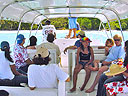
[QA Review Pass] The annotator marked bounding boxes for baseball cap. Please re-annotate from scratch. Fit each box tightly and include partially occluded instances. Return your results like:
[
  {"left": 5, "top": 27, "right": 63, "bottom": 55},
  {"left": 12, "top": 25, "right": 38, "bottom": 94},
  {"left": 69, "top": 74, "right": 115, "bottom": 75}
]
[
  {"left": 0, "top": 41, "right": 10, "bottom": 50},
  {"left": 80, "top": 37, "right": 92, "bottom": 42},
  {"left": 78, "top": 30, "right": 85, "bottom": 36},
  {"left": 16, "top": 34, "right": 25, "bottom": 44}
]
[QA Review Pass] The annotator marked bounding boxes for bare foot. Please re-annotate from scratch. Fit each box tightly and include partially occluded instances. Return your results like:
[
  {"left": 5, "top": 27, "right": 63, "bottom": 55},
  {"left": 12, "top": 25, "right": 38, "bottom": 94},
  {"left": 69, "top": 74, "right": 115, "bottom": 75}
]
[
  {"left": 85, "top": 88, "right": 94, "bottom": 93},
  {"left": 79, "top": 86, "right": 84, "bottom": 91},
  {"left": 71, "top": 36, "right": 76, "bottom": 39},
  {"left": 70, "top": 88, "right": 76, "bottom": 92},
  {"left": 65, "top": 35, "right": 70, "bottom": 39}
]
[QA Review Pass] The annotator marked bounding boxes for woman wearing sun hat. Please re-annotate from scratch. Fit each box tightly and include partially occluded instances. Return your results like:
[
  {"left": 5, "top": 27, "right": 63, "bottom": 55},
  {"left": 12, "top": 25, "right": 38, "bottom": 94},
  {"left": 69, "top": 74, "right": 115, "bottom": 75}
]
[
  {"left": 70, "top": 37, "right": 97, "bottom": 92},
  {"left": 96, "top": 40, "right": 128, "bottom": 96}
]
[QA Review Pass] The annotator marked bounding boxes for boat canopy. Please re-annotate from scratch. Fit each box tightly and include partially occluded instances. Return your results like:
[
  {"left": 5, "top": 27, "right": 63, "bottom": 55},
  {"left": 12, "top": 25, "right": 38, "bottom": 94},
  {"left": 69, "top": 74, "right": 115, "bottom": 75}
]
[{"left": 0, "top": 0, "right": 128, "bottom": 24}]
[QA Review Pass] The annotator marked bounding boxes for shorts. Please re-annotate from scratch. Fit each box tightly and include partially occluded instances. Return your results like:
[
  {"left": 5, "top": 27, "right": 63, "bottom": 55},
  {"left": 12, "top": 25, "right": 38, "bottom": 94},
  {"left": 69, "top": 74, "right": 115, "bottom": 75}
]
[
  {"left": 79, "top": 61, "right": 94, "bottom": 69},
  {"left": 68, "top": 17, "right": 77, "bottom": 29}
]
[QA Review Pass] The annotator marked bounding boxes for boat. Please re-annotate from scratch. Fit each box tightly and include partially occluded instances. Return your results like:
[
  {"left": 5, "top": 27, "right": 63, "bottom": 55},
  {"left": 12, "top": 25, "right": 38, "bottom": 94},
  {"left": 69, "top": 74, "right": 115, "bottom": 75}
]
[{"left": 0, "top": 0, "right": 128, "bottom": 96}]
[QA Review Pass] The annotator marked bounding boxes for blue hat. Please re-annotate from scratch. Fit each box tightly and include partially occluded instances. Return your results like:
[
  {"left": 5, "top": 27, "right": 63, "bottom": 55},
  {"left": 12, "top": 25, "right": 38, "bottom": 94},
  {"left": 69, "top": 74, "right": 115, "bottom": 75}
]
[
  {"left": 0, "top": 41, "right": 10, "bottom": 50},
  {"left": 16, "top": 34, "right": 25, "bottom": 44}
]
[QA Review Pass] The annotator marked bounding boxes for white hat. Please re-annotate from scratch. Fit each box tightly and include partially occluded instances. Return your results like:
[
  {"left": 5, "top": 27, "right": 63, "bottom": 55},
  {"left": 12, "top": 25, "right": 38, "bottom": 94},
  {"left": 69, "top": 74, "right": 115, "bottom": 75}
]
[{"left": 35, "top": 46, "right": 49, "bottom": 58}]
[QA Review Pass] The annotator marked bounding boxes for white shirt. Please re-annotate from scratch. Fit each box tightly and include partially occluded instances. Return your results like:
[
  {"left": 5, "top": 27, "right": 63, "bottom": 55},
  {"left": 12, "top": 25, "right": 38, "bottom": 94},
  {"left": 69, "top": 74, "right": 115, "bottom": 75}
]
[
  {"left": 42, "top": 25, "right": 56, "bottom": 42},
  {"left": 27, "top": 49, "right": 36, "bottom": 60},
  {"left": 0, "top": 51, "right": 14, "bottom": 80},
  {"left": 28, "top": 64, "right": 69, "bottom": 88}
]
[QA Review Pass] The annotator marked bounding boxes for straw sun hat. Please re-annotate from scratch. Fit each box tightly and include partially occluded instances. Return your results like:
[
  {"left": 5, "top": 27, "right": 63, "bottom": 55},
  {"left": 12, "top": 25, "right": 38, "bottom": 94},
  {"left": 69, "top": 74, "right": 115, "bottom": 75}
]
[
  {"left": 105, "top": 64, "right": 126, "bottom": 76},
  {"left": 35, "top": 46, "right": 49, "bottom": 58}
]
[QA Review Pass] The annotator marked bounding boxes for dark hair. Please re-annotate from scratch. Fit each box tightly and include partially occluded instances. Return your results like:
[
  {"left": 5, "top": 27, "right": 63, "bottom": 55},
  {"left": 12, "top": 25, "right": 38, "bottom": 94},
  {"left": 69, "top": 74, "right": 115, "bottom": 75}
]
[
  {"left": 80, "top": 35, "right": 85, "bottom": 38},
  {"left": 47, "top": 34, "right": 55, "bottom": 43},
  {"left": 0, "top": 90, "right": 9, "bottom": 96},
  {"left": 1, "top": 47, "right": 13, "bottom": 63},
  {"left": 80, "top": 43, "right": 84, "bottom": 51},
  {"left": 124, "top": 40, "right": 128, "bottom": 67},
  {"left": 29, "top": 36, "right": 37, "bottom": 46},
  {"left": 45, "top": 20, "right": 51, "bottom": 25},
  {"left": 33, "top": 54, "right": 50, "bottom": 65}
]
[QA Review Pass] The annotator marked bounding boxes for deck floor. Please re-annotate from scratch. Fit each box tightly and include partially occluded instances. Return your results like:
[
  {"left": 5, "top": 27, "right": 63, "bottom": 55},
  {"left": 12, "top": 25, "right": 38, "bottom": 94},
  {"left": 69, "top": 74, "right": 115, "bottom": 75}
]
[
  {"left": 62, "top": 66, "right": 97, "bottom": 96},
  {"left": 65, "top": 82, "right": 97, "bottom": 96}
]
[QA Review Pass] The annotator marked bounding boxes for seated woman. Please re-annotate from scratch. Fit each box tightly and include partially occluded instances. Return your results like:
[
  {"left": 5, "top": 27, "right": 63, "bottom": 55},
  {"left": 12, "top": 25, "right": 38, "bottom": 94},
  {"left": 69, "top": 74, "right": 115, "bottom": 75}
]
[
  {"left": 102, "top": 40, "right": 128, "bottom": 96},
  {"left": 86, "top": 34, "right": 125, "bottom": 93},
  {"left": 0, "top": 41, "right": 27, "bottom": 86},
  {"left": 89, "top": 38, "right": 114, "bottom": 71},
  {"left": 97, "top": 40, "right": 128, "bottom": 96},
  {"left": 26, "top": 36, "right": 37, "bottom": 60},
  {"left": 70, "top": 37, "right": 98, "bottom": 92},
  {"left": 28, "top": 46, "right": 69, "bottom": 90},
  {"left": 98, "top": 38, "right": 114, "bottom": 56}
]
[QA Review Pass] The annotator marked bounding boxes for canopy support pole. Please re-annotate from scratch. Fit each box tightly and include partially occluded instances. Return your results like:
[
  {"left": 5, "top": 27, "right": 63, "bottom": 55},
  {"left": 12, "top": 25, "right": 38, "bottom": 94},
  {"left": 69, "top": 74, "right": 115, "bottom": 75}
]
[
  {"left": 98, "top": 22, "right": 102, "bottom": 31},
  {"left": 99, "top": 21, "right": 109, "bottom": 38},
  {"left": 104, "top": 8, "right": 124, "bottom": 41},
  {"left": 35, "top": 23, "right": 41, "bottom": 36},
  {"left": 0, "top": 1, "right": 19, "bottom": 19},
  {"left": 30, "top": 14, "right": 44, "bottom": 37},
  {"left": 101, "top": 22, "right": 109, "bottom": 38}
]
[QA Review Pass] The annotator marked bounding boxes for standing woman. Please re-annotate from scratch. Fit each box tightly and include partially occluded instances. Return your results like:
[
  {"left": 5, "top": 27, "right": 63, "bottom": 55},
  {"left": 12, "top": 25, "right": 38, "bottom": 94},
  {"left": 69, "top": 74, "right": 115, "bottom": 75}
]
[
  {"left": 70, "top": 37, "right": 94, "bottom": 92},
  {"left": 0, "top": 41, "right": 27, "bottom": 86}
]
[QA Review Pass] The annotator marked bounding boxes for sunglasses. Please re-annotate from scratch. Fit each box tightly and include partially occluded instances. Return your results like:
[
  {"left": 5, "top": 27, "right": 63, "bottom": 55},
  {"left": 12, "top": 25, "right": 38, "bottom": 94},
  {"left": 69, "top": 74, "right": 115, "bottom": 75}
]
[{"left": 114, "top": 39, "right": 120, "bottom": 41}]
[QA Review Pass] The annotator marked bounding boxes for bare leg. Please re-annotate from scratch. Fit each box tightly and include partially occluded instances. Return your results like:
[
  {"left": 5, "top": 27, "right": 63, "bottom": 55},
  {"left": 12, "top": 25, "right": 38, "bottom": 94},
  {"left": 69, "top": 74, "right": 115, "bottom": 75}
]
[
  {"left": 70, "top": 64, "right": 82, "bottom": 92},
  {"left": 71, "top": 28, "right": 76, "bottom": 39},
  {"left": 65, "top": 29, "right": 72, "bottom": 38},
  {"left": 85, "top": 66, "right": 109, "bottom": 93},
  {"left": 80, "top": 67, "right": 91, "bottom": 91}
]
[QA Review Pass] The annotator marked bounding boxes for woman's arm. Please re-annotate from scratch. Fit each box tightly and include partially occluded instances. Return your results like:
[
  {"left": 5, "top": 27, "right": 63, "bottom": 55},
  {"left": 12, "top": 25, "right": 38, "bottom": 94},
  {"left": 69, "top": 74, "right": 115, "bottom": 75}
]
[
  {"left": 105, "top": 47, "right": 109, "bottom": 56},
  {"left": 27, "top": 46, "right": 36, "bottom": 49},
  {"left": 98, "top": 46, "right": 105, "bottom": 49},
  {"left": 76, "top": 47, "right": 80, "bottom": 65}
]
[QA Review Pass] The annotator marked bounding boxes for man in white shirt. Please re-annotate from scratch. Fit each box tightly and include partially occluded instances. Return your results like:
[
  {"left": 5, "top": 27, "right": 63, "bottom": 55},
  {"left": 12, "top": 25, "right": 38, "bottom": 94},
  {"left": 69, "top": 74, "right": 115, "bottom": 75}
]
[
  {"left": 42, "top": 20, "right": 56, "bottom": 42},
  {"left": 28, "top": 47, "right": 69, "bottom": 90}
]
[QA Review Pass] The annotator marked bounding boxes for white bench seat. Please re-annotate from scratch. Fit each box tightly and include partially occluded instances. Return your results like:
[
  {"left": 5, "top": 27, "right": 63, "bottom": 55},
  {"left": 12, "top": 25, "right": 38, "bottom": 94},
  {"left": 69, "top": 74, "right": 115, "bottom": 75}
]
[{"left": 0, "top": 81, "right": 66, "bottom": 96}]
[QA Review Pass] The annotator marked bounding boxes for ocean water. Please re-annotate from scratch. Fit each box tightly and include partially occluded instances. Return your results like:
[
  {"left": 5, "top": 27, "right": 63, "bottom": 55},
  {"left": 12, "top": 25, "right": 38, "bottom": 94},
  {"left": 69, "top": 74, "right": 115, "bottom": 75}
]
[{"left": 0, "top": 30, "right": 128, "bottom": 51}]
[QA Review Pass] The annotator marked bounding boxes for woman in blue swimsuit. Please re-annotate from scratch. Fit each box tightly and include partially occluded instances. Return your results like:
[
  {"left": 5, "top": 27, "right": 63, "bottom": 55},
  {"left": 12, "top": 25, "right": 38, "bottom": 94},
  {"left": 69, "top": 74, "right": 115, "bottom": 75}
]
[{"left": 70, "top": 37, "right": 94, "bottom": 92}]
